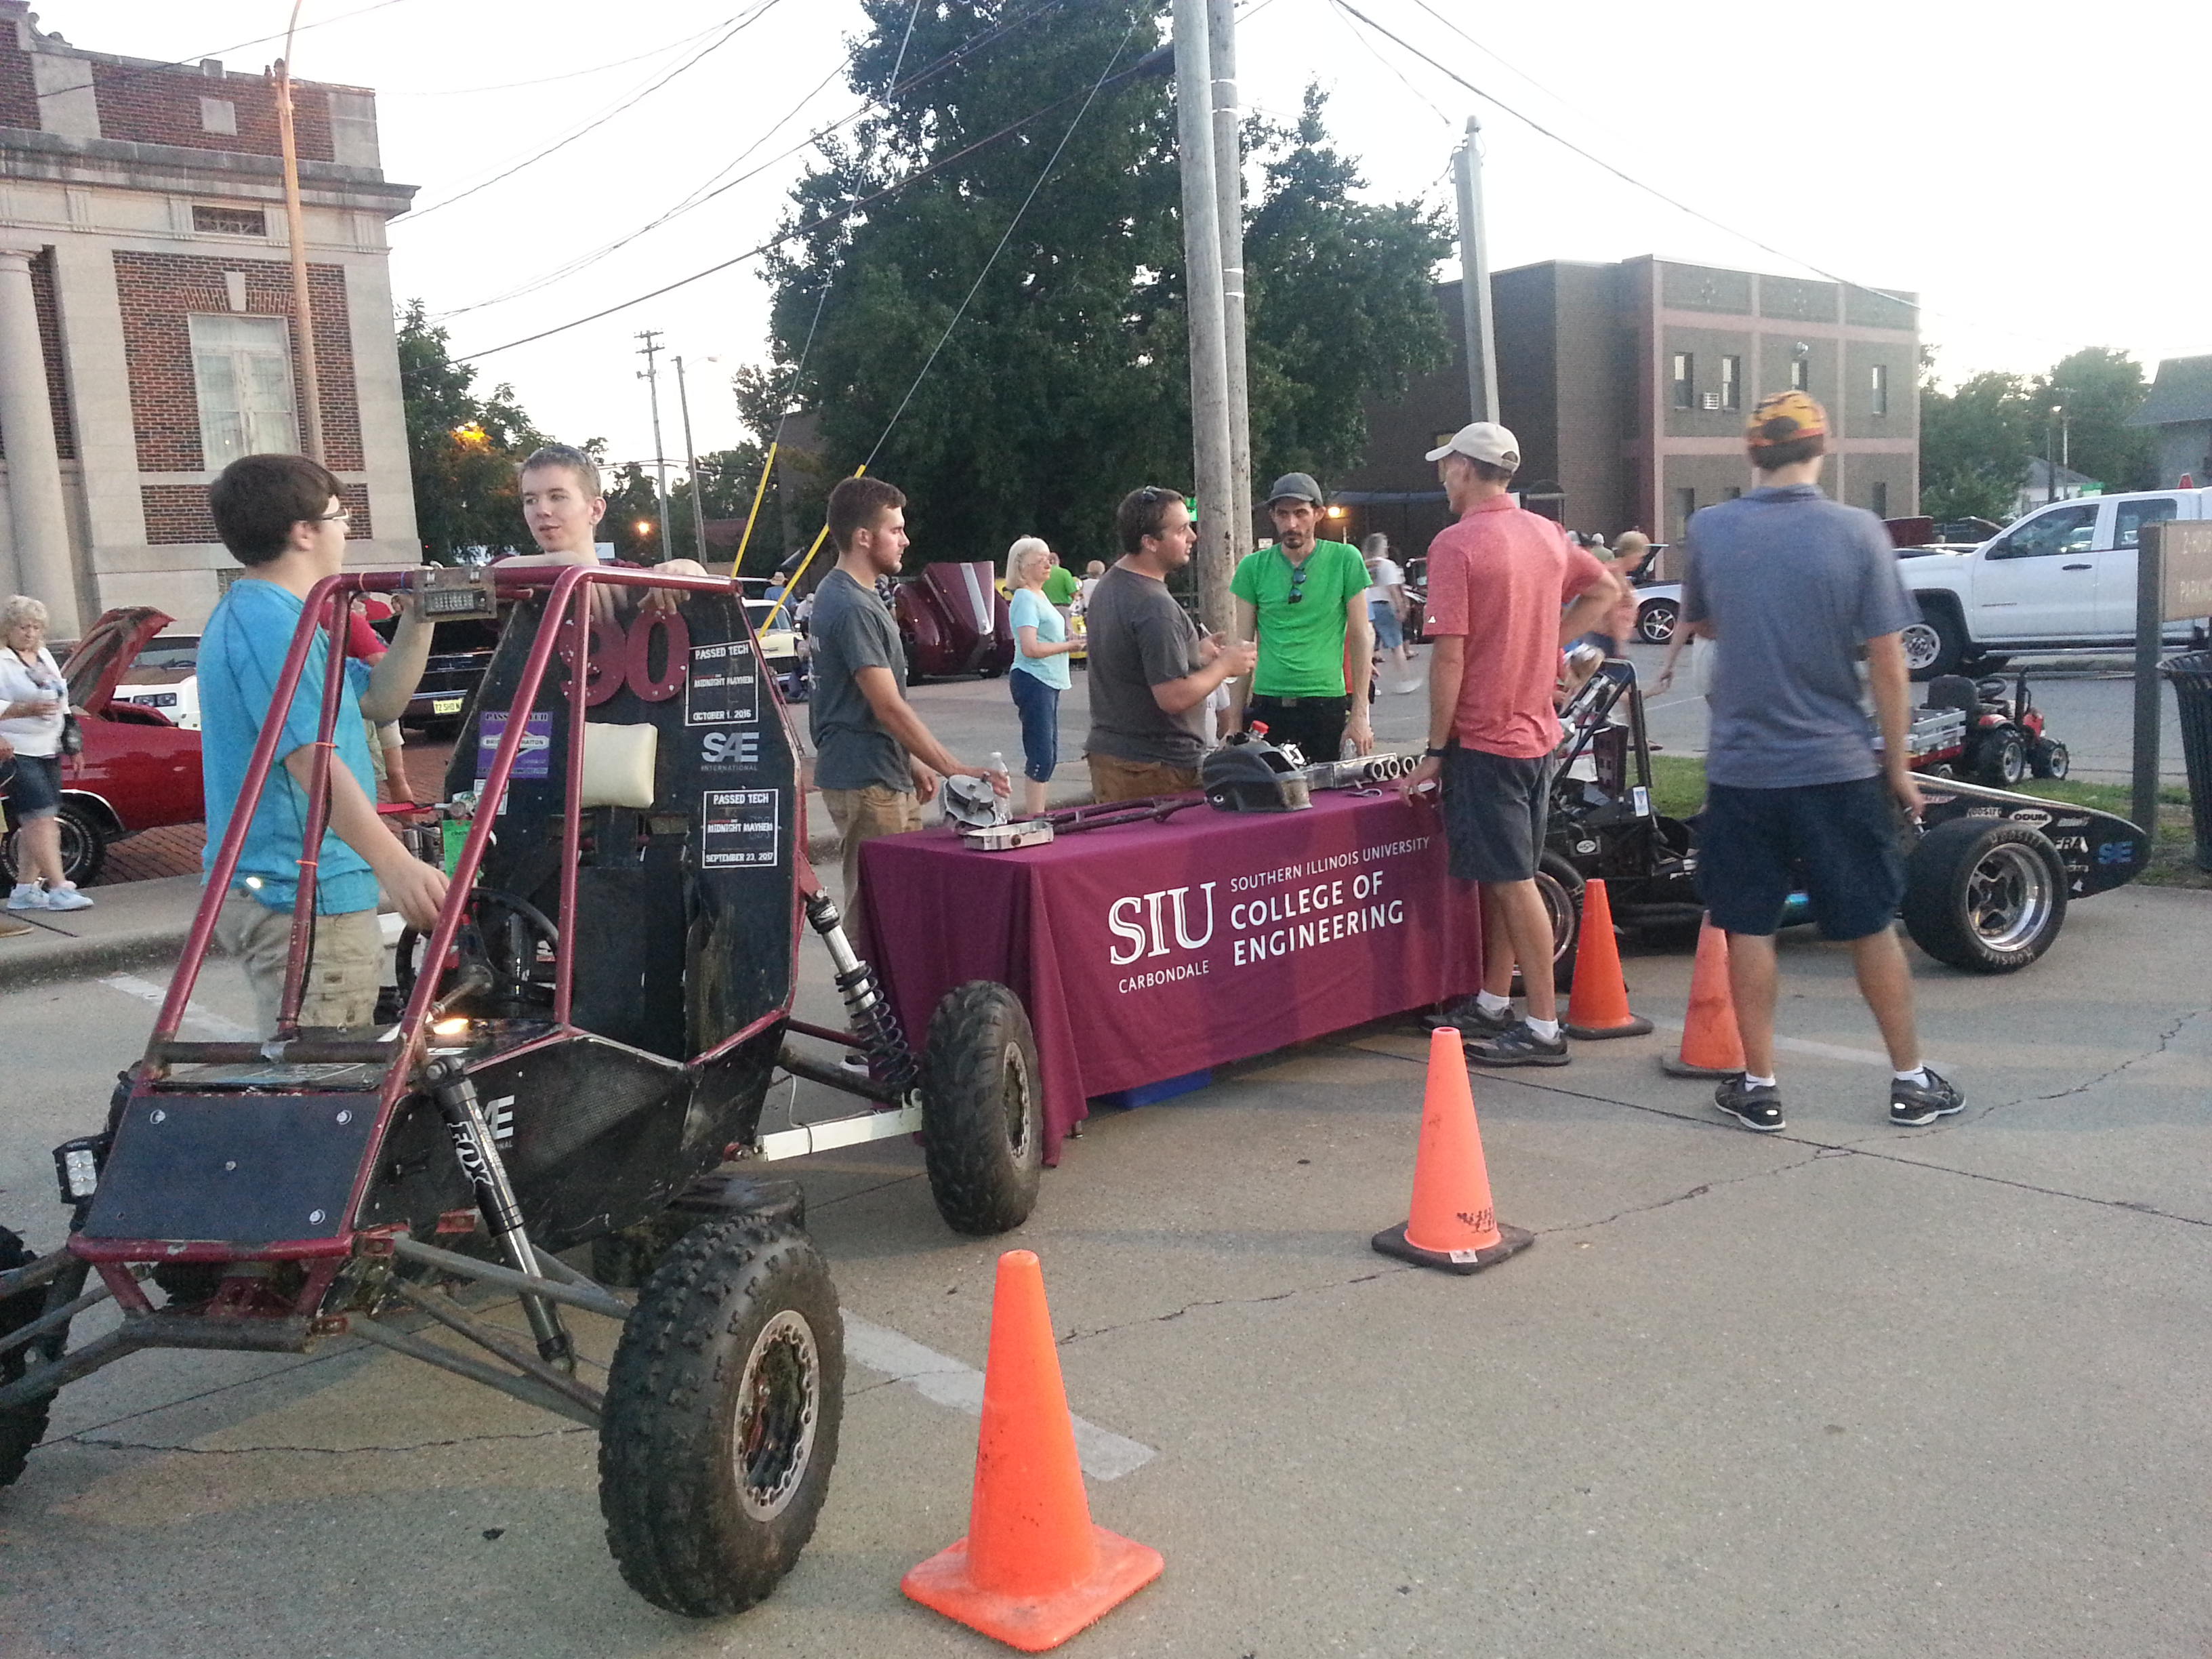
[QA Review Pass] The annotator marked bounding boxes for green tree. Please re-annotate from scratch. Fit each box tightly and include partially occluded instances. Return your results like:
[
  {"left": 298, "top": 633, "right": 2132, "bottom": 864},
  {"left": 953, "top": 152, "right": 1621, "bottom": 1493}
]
[
  {"left": 758, "top": 5, "right": 1450, "bottom": 567},
  {"left": 2036, "top": 346, "right": 2154, "bottom": 494},
  {"left": 396, "top": 300, "right": 548, "bottom": 561},
  {"left": 668, "top": 444, "right": 770, "bottom": 570},
  {"left": 1919, "top": 367, "right": 2035, "bottom": 523},
  {"left": 599, "top": 462, "right": 661, "bottom": 562},
  {"left": 1242, "top": 87, "right": 1453, "bottom": 485}
]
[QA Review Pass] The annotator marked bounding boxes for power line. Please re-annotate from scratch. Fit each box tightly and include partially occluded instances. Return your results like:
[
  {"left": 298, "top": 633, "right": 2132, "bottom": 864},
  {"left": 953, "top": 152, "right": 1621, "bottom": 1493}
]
[
  {"left": 68, "top": 0, "right": 417, "bottom": 100},
  {"left": 380, "top": 18, "right": 740, "bottom": 98},
  {"left": 426, "top": 0, "right": 1078, "bottom": 321},
  {"left": 400, "top": 0, "right": 785, "bottom": 222}
]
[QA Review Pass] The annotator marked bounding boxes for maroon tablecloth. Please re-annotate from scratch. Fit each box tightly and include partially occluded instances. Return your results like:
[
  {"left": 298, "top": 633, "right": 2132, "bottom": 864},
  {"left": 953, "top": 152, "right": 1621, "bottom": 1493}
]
[{"left": 861, "top": 790, "right": 1483, "bottom": 1164}]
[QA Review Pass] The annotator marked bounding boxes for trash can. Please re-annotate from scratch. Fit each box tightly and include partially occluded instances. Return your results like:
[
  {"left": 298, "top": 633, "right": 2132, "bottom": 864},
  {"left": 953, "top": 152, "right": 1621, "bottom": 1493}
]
[{"left": 2162, "top": 649, "right": 2212, "bottom": 872}]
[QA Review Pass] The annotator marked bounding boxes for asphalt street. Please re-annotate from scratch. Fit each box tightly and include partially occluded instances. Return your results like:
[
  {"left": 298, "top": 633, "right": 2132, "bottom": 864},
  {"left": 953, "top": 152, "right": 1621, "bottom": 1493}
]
[
  {"left": 882, "top": 644, "right": 2188, "bottom": 785},
  {"left": 1, "top": 867, "right": 2207, "bottom": 1658}
]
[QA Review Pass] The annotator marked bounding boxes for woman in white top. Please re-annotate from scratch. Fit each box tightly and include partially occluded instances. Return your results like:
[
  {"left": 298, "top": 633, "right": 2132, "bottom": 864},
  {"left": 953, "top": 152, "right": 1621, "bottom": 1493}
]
[
  {"left": 1004, "top": 537, "right": 1079, "bottom": 818},
  {"left": 1, "top": 594, "right": 94, "bottom": 910}
]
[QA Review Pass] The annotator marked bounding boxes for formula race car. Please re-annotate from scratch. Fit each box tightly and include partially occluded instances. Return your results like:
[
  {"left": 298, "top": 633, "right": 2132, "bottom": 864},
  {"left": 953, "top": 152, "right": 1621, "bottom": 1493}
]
[
  {"left": 1, "top": 562, "right": 1044, "bottom": 1618},
  {"left": 1531, "top": 660, "right": 2148, "bottom": 982}
]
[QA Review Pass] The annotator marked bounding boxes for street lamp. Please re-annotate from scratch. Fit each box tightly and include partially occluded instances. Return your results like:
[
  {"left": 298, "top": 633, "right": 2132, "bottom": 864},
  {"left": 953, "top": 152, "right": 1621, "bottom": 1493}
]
[{"left": 2047, "top": 405, "right": 2062, "bottom": 504}]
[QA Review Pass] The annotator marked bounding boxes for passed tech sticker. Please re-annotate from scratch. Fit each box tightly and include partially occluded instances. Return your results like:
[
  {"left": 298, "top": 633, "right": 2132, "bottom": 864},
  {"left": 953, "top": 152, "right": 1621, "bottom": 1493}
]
[
  {"left": 701, "top": 789, "right": 779, "bottom": 867},
  {"left": 686, "top": 640, "right": 759, "bottom": 726}
]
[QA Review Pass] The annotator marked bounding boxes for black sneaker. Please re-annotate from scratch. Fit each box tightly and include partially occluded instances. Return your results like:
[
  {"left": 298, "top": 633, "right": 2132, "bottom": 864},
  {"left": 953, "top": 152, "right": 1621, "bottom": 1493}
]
[
  {"left": 1713, "top": 1074, "right": 1785, "bottom": 1132},
  {"left": 1465, "top": 1021, "right": 1570, "bottom": 1067},
  {"left": 1425, "top": 996, "right": 1517, "bottom": 1040},
  {"left": 1889, "top": 1067, "right": 1964, "bottom": 1126}
]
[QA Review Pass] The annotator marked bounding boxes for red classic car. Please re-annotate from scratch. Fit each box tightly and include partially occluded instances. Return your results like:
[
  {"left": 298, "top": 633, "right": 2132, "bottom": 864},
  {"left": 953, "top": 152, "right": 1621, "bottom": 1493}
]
[
  {"left": 3, "top": 607, "right": 203, "bottom": 887},
  {"left": 893, "top": 560, "right": 1016, "bottom": 679}
]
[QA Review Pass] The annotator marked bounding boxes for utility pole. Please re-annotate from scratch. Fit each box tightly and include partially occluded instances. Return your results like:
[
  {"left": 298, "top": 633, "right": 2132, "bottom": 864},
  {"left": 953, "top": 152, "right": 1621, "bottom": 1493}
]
[
  {"left": 1207, "top": 0, "right": 1252, "bottom": 565},
  {"left": 1452, "top": 115, "right": 1499, "bottom": 424},
  {"left": 673, "top": 354, "right": 709, "bottom": 566},
  {"left": 1174, "top": 0, "right": 1235, "bottom": 636},
  {"left": 274, "top": 2, "right": 325, "bottom": 465},
  {"left": 636, "top": 329, "right": 673, "bottom": 565}
]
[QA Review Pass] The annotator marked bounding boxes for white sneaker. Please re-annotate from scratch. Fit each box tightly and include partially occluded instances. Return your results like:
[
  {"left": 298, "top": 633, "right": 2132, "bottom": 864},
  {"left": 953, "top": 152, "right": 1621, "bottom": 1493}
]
[
  {"left": 41, "top": 884, "right": 94, "bottom": 912},
  {"left": 6, "top": 883, "right": 41, "bottom": 910}
]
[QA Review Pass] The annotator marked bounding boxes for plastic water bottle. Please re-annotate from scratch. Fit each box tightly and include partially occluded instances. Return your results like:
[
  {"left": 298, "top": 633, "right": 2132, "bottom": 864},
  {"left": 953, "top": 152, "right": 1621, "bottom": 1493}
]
[{"left": 987, "top": 751, "right": 1010, "bottom": 798}]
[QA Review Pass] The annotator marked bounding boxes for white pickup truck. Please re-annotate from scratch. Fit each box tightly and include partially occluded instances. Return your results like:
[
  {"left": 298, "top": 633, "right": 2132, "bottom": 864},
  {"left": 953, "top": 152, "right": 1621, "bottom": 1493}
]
[{"left": 1900, "top": 487, "right": 2211, "bottom": 678}]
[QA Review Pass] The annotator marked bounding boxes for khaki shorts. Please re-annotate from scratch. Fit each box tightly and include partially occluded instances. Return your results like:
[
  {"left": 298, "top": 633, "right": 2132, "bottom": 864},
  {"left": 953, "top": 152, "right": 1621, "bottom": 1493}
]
[
  {"left": 818, "top": 784, "right": 922, "bottom": 959},
  {"left": 216, "top": 895, "right": 383, "bottom": 1037},
  {"left": 1086, "top": 752, "right": 1200, "bottom": 804}
]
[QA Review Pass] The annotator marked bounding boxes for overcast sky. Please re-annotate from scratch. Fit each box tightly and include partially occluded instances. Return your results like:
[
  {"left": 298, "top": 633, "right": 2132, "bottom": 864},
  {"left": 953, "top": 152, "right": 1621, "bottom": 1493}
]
[{"left": 73, "top": 0, "right": 2212, "bottom": 476}]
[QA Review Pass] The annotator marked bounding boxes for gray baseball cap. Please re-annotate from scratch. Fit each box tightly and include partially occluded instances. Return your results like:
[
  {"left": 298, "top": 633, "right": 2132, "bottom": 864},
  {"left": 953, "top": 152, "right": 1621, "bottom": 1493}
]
[{"left": 1265, "top": 472, "right": 1324, "bottom": 506}]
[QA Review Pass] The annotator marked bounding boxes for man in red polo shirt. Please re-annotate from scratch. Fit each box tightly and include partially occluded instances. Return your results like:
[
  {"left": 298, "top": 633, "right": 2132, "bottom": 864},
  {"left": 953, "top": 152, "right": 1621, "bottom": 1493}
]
[{"left": 1401, "top": 422, "right": 1621, "bottom": 1065}]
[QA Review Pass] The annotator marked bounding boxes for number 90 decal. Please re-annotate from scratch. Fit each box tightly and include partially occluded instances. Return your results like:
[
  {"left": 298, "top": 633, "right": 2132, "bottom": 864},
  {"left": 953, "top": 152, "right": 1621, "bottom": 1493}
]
[{"left": 559, "top": 609, "right": 691, "bottom": 706}]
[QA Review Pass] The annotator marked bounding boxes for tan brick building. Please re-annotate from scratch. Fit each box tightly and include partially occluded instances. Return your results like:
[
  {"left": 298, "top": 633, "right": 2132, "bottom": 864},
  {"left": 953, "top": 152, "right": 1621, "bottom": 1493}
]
[{"left": 0, "top": 1, "right": 415, "bottom": 636}]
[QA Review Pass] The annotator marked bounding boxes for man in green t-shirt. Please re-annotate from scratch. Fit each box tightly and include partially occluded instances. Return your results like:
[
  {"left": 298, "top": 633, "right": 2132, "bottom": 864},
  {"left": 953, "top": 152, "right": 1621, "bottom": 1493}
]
[
  {"left": 1229, "top": 472, "right": 1374, "bottom": 762},
  {"left": 1040, "top": 550, "right": 1080, "bottom": 611}
]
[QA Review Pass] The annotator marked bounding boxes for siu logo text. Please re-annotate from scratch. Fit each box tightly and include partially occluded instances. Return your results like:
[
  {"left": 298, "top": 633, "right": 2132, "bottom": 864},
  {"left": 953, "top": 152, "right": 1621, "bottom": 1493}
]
[{"left": 1106, "top": 883, "right": 1217, "bottom": 965}]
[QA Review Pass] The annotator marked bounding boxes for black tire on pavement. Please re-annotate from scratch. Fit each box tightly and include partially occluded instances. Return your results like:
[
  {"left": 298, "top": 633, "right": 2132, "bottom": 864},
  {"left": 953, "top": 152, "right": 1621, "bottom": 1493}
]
[
  {"left": 1901, "top": 818, "right": 2068, "bottom": 974},
  {"left": 600, "top": 1220, "right": 843, "bottom": 1618},
  {"left": 1634, "top": 598, "right": 1679, "bottom": 644},
  {"left": 3, "top": 798, "right": 106, "bottom": 889},
  {"left": 0, "top": 1227, "right": 54, "bottom": 1488},
  {"left": 1975, "top": 729, "right": 2028, "bottom": 788},
  {"left": 2031, "top": 739, "right": 2069, "bottom": 779},
  {"left": 920, "top": 981, "right": 1044, "bottom": 1236},
  {"left": 1902, "top": 608, "right": 1967, "bottom": 680}
]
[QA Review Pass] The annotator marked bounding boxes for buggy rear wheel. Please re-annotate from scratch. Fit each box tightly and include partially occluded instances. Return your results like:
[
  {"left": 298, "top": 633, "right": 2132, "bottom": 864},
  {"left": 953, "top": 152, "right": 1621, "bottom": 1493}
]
[
  {"left": 920, "top": 981, "right": 1043, "bottom": 1236},
  {"left": 1509, "top": 853, "right": 1584, "bottom": 997},
  {"left": 600, "top": 1219, "right": 842, "bottom": 1617},
  {"left": 0, "top": 1228, "right": 56, "bottom": 1488}
]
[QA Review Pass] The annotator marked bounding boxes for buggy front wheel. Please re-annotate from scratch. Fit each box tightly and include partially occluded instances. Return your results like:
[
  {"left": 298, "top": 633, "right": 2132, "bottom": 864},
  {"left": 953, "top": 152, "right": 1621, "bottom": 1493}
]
[
  {"left": 920, "top": 981, "right": 1044, "bottom": 1235},
  {"left": 600, "top": 1220, "right": 843, "bottom": 1617},
  {"left": 0, "top": 1227, "right": 62, "bottom": 1488}
]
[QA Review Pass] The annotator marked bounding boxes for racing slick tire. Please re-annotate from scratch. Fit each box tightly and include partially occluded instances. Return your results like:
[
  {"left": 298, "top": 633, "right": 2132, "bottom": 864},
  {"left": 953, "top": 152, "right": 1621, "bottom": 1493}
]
[
  {"left": 1975, "top": 729, "right": 2029, "bottom": 788},
  {"left": 920, "top": 981, "right": 1044, "bottom": 1236},
  {"left": 1509, "top": 853, "right": 1584, "bottom": 997},
  {"left": 600, "top": 1219, "right": 843, "bottom": 1617},
  {"left": 2030, "top": 739, "right": 2069, "bottom": 779},
  {"left": 1902, "top": 818, "right": 2068, "bottom": 975},
  {"left": 0, "top": 1227, "right": 56, "bottom": 1488}
]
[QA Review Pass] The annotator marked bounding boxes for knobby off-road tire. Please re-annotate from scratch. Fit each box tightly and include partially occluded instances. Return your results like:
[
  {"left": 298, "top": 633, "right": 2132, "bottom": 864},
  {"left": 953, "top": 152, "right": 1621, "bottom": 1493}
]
[
  {"left": 1975, "top": 729, "right": 2028, "bottom": 788},
  {"left": 920, "top": 981, "right": 1043, "bottom": 1237},
  {"left": 0, "top": 1227, "right": 55, "bottom": 1488},
  {"left": 599, "top": 1220, "right": 843, "bottom": 1617},
  {"left": 1902, "top": 818, "right": 2068, "bottom": 974}
]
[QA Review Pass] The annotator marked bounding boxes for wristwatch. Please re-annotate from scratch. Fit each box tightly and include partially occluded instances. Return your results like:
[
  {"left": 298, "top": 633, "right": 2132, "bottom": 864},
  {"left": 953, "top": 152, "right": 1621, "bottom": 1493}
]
[{"left": 1423, "top": 745, "right": 1448, "bottom": 759}]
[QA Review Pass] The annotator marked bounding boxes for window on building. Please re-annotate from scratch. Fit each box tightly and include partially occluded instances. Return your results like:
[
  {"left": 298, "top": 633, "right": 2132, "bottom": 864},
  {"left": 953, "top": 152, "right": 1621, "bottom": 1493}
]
[
  {"left": 1871, "top": 481, "right": 1889, "bottom": 517},
  {"left": 1671, "top": 353, "right": 1695, "bottom": 410},
  {"left": 1789, "top": 357, "right": 1810, "bottom": 392},
  {"left": 1870, "top": 363, "right": 1890, "bottom": 416},
  {"left": 1671, "top": 486, "right": 1697, "bottom": 540},
  {"left": 1720, "top": 355, "right": 1742, "bottom": 411},
  {"left": 199, "top": 98, "right": 237, "bottom": 136},
  {"left": 189, "top": 314, "right": 300, "bottom": 469},
  {"left": 192, "top": 205, "right": 267, "bottom": 237}
]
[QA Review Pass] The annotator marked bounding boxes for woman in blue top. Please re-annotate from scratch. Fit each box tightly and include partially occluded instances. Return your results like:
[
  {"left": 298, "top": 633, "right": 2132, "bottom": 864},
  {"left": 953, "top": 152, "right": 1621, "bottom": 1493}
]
[{"left": 1004, "top": 537, "right": 1078, "bottom": 817}]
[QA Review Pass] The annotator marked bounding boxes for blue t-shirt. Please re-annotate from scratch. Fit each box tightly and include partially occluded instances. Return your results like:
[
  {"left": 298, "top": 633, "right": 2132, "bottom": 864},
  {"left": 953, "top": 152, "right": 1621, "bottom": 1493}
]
[
  {"left": 199, "top": 578, "right": 379, "bottom": 914},
  {"left": 1008, "top": 586, "right": 1071, "bottom": 691},
  {"left": 1681, "top": 483, "right": 1919, "bottom": 789}
]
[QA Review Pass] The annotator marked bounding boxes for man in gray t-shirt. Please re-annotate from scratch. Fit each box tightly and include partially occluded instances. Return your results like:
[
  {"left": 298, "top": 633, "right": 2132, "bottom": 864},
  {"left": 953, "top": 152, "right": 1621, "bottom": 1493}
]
[
  {"left": 1681, "top": 390, "right": 1962, "bottom": 1136},
  {"left": 804, "top": 476, "right": 1000, "bottom": 962},
  {"left": 1084, "top": 488, "right": 1254, "bottom": 802}
]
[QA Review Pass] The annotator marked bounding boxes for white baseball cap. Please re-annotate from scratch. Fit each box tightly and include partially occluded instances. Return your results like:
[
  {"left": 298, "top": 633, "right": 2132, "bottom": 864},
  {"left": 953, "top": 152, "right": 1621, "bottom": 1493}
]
[{"left": 1425, "top": 421, "right": 1521, "bottom": 468}]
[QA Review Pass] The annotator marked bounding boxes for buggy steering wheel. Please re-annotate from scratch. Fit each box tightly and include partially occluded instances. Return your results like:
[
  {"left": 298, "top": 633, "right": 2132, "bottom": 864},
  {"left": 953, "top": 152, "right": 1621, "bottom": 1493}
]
[{"left": 394, "top": 886, "right": 563, "bottom": 1017}]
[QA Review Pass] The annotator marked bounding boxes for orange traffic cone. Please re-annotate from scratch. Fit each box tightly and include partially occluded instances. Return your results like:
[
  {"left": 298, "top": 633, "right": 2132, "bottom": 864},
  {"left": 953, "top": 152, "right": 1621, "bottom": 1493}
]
[
  {"left": 902, "top": 1250, "right": 1163, "bottom": 1652},
  {"left": 1562, "top": 878, "right": 1654, "bottom": 1040},
  {"left": 1372, "top": 1028, "right": 1535, "bottom": 1275},
  {"left": 1662, "top": 915, "right": 1746, "bottom": 1078}
]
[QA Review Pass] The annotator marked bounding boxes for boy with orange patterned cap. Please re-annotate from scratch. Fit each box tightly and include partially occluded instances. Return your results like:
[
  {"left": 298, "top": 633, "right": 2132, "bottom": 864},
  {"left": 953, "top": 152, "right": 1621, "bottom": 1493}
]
[{"left": 1683, "top": 390, "right": 1962, "bottom": 1133}]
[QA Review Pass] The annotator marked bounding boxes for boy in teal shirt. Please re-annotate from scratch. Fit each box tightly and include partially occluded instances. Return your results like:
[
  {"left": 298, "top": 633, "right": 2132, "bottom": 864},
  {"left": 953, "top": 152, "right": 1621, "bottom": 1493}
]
[{"left": 1229, "top": 472, "right": 1374, "bottom": 762}]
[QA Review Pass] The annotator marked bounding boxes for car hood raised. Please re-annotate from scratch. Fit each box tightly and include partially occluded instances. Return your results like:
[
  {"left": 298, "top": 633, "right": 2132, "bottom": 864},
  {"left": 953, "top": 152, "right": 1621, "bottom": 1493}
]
[{"left": 64, "top": 607, "right": 175, "bottom": 715}]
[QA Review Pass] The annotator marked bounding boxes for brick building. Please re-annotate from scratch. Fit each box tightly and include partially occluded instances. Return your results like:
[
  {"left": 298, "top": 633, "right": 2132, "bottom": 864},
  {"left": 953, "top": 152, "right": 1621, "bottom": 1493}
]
[
  {"left": 1333, "top": 256, "right": 1920, "bottom": 562},
  {"left": 0, "top": 2, "right": 415, "bottom": 636}
]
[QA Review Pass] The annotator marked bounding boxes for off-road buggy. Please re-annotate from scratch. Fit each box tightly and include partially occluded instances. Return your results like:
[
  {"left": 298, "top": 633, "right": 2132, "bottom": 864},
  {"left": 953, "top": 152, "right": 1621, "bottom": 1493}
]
[
  {"left": 1528, "top": 660, "right": 2148, "bottom": 983},
  {"left": 0, "top": 563, "right": 1044, "bottom": 1617}
]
